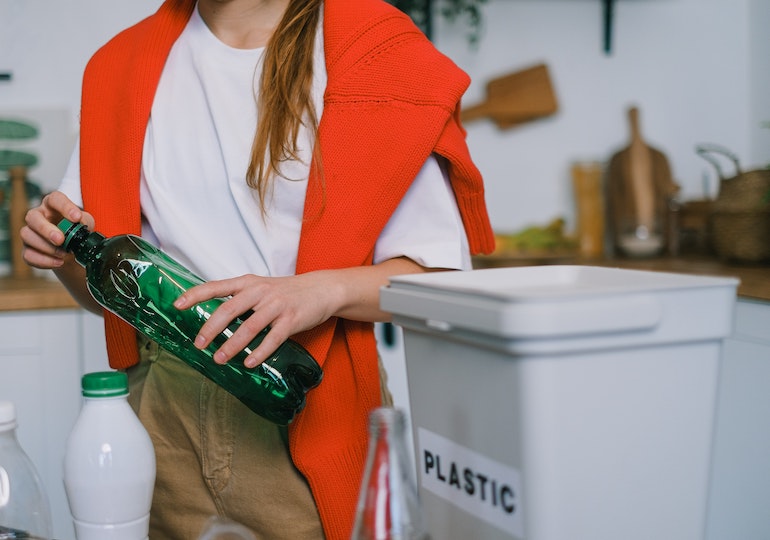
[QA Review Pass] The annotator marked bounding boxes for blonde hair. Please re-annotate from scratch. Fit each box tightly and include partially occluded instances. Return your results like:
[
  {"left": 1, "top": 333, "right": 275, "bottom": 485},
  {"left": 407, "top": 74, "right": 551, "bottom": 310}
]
[{"left": 246, "top": 0, "right": 323, "bottom": 211}]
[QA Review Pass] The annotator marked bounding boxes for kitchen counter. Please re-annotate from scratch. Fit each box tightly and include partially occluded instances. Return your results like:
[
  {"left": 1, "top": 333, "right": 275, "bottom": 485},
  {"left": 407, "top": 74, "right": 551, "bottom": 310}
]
[
  {"left": 472, "top": 255, "right": 770, "bottom": 302},
  {"left": 1, "top": 257, "right": 768, "bottom": 313},
  {"left": 588, "top": 257, "right": 769, "bottom": 302},
  {"left": 0, "top": 274, "right": 79, "bottom": 311}
]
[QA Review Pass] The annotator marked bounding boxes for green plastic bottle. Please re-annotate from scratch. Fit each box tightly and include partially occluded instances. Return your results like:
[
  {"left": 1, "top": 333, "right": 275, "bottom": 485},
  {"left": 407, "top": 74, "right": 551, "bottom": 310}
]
[{"left": 57, "top": 219, "right": 322, "bottom": 425}]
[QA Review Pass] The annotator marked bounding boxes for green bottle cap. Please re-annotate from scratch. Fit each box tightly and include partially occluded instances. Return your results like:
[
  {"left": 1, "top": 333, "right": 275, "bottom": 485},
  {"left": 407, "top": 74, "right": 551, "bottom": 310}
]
[
  {"left": 57, "top": 218, "right": 86, "bottom": 251},
  {"left": 57, "top": 218, "right": 76, "bottom": 235},
  {"left": 57, "top": 217, "right": 85, "bottom": 244},
  {"left": 81, "top": 371, "right": 129, "bottom": 398}
]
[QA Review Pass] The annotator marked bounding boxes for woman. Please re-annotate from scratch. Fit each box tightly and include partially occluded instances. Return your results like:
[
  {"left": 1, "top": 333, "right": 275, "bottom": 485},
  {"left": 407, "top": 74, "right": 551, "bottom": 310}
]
[{"left": 22, "top": 0, "right": 493, "bottom": 538}]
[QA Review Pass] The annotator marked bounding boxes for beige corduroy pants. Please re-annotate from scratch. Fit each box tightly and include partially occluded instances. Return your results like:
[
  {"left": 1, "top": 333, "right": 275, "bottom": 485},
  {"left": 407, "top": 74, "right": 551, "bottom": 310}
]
[{"left": 125, "top": 336, "right": 325, "bottom": 540}]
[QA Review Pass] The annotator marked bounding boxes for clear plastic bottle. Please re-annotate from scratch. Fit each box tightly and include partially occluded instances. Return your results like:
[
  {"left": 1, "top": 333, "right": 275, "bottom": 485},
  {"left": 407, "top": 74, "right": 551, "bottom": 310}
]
[
  {"left": 56, "top": 218, "right": 323, "bottom": 426},
  {"left": 63, "top": 371, "right": 156, "bottom": 540},
  {"left": 0, "top": 401, "right": 53, "bottom": 539},
  {"left": 351, "top": 407, "right": 429, "bottom": 540}
]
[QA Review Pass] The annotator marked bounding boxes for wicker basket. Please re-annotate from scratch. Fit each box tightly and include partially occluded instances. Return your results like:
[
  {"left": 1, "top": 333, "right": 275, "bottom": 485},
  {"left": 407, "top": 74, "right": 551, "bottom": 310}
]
[
  {"left": 710, "top": 208, "right": 770, "bottom": 262},
  {"left": 696, "top": 144, "right": 770, "bottom": 262}
]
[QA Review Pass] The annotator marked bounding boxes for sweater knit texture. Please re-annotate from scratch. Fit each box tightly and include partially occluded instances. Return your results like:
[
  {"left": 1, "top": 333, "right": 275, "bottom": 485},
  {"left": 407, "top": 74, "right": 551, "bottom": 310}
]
[{"left": 78, "top": 0, "right": 494, "bottom": 537}]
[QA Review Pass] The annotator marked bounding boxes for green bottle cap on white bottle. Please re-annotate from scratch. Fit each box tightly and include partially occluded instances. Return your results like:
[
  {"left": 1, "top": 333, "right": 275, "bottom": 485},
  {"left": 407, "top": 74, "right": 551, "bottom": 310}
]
[{"left": 81, "top": 371, "right": 129, "bottom": 398}]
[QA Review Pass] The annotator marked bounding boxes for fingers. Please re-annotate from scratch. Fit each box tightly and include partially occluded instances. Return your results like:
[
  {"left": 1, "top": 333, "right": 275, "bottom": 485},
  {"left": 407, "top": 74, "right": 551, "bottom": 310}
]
[
  {"left": 173, "top": 278, "right": 239, "bottom": 312},
  {"left": 210, "top": 307, "right": 287, "bottom": 368},
  {"left": 237, "top": 311, "right": 290, "bottom": 368},
  {"left": 174, "top": 275, "right": 295, "bottom": 368},
  {"left": 21, "top": 191, "right": 93, "bottom": 270},
  {"left": 19, "top": 224, "right": 67, "bottom": 268}
]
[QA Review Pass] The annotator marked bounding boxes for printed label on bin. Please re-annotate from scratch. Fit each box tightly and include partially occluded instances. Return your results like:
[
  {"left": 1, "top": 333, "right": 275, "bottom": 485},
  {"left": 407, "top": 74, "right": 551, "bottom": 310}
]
[{"left": 418, "top": 427, "right": 524, "bottom": 538}]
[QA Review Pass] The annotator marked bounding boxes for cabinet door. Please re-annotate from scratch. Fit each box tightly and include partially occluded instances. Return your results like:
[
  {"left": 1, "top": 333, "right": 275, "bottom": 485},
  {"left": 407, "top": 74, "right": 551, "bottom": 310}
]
[
  {"left": 707, "top": 299, "right": 770, "bottom": 540},
  {"left": 0, "top": 309, "right": 84, "bottom": 540}
]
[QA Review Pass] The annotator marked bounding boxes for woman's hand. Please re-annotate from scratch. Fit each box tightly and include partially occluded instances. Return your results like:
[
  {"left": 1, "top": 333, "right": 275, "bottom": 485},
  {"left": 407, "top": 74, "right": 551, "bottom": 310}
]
[
  {"left": 20, "top": 190, "right": 94, "bottom": 270},
  {"left": 173, "top": 257, "right": 429, "bottom": 368},
  {"left": 20, "top": 191, "right": 101, "bottom": 313}
]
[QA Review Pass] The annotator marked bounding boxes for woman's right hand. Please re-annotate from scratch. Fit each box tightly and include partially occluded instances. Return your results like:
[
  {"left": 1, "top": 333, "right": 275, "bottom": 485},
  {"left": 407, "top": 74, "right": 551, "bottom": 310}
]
[{"left": 20, "top": 190, "right": 95, "bottom": 270}]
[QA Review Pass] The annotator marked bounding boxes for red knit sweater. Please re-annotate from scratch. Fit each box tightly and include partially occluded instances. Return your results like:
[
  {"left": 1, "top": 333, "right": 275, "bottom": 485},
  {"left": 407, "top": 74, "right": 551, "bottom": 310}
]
[{"left": 78, "top": 0, "right": 493, "bottom": 537}]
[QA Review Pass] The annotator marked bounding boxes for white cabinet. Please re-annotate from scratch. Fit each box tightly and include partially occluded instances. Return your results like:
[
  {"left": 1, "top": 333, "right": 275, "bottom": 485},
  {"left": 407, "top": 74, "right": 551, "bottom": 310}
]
[
  {"left": 707, "top": 298, "right": 770, "bottom": 540},
  {"left": 0, "top": 308, "right": 107, "bottom": 540}
]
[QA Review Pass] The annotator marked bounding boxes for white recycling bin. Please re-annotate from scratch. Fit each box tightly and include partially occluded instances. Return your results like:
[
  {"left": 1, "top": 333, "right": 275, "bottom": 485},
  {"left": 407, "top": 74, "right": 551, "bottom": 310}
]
[{"left": 379, "top": 265, "right": 738, "bottom": 540}]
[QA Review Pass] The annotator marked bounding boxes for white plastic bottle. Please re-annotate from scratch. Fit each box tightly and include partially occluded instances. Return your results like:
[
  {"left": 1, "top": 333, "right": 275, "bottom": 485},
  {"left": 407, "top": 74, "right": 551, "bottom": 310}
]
[
  {"left": 63, "top": 371, "right": 156, "bottom": 540},
  {"left": 0, "top": 400, "right": 53, "bottom": 539}
]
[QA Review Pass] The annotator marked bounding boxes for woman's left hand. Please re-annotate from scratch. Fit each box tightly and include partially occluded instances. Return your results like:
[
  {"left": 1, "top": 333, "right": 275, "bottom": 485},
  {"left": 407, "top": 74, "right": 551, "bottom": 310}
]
[{"left": 173, "top": 257, "right": 428, "bottom": 367}]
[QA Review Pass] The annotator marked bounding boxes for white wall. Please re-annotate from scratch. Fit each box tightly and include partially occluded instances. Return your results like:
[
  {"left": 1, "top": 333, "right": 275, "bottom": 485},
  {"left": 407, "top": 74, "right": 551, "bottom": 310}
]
[
  {"left": 434, "top": 0, "right": 769, "bottom": 232},
  {"left": 0, "top": 0, "right": 161, "bottom": 191},
  {"left": 749, "top": 0, "right": 770, "bottom": 164},
  {"left": 0, "top": 1, "right": 160, "bottom": 116},
  {"left": 1, "top": 0, "right": 767, "bottom": 233}
]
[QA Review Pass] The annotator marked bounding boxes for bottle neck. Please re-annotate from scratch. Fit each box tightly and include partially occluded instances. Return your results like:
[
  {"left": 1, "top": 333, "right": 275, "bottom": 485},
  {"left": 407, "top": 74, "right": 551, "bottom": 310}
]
[
  {"left": 0, "top": 427, "right": 19, "bottom": 447},
  {"left": 369, "top": 407, "right": 407, "bottom": 441},
  {"left": 83, "top": 394, "right": 129, "bottom": 403},
  {"left": 64, "top": 225, "right": 105, "bottom": 266}
]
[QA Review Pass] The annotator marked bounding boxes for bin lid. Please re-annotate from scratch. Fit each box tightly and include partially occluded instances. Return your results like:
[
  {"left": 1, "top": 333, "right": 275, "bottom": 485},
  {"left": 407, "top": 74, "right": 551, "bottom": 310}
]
[{"left": 381, "top": 265, "right": 739, "bottom": 341}]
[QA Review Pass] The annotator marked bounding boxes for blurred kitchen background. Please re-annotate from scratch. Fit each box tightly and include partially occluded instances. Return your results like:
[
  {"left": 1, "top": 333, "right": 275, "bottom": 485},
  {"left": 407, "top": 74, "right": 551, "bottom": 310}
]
[
  {"left": 2, "top": 1, "right": 769, "bottom": 539},
  {"left": 1, "top": 0, "right": 768, "bottom": 234}
]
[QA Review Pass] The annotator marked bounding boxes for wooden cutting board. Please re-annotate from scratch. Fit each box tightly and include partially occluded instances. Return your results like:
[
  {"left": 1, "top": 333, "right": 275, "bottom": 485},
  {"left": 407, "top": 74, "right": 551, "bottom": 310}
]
[
  {"left": 461, "top": 64, "right": 558, "bottom": 129},
  {"left": 606, "top": 107, "right": 679, "bottom": 247}
]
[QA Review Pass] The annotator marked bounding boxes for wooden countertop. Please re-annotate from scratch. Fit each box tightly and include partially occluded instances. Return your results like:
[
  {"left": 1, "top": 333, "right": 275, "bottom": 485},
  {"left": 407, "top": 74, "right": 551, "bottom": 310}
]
[
  {"left": 1, "top": 256, "right": 768, "bottom": 313},
  {"left": 587, "top": 257, "right": 768, "bottom": 302},
  {"left": 473, "top": 255, "right": 770, "bottom": 303},
  {"left": 0, "top": 274, "right": 79, "bottom": 312}
]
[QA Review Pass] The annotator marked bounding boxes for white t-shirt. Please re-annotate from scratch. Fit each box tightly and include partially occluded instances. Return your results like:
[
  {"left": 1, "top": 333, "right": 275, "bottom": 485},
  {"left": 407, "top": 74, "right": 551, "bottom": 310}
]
[{"left": 59, "top": 6, "right": 471, "bottom": 281}]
